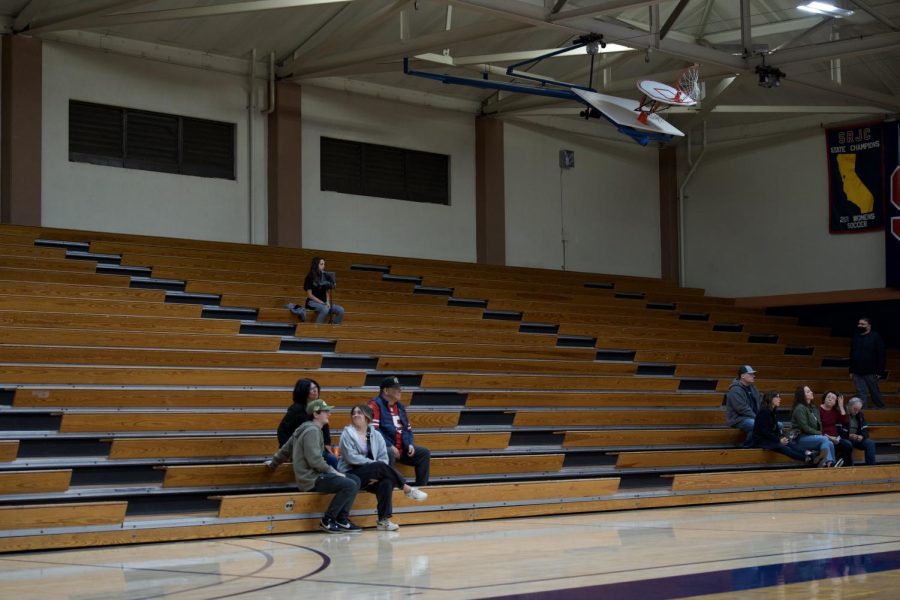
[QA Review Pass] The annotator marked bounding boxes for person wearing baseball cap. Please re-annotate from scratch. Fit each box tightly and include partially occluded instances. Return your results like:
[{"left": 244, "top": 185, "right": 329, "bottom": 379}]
[
  {"left": 725, "top": 365, "right": 761, "bottom": 448},
  {"left": 368, "top": 376, "right": 431, "bottom": 486},
  {"left": 267, "top": 398, "right": 362, "bottom": 534}
]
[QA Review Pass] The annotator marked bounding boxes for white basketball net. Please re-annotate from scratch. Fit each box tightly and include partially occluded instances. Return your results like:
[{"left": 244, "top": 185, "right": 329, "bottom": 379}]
[{"left": 676, "top": 64, "right": 701, "bottom": 103}]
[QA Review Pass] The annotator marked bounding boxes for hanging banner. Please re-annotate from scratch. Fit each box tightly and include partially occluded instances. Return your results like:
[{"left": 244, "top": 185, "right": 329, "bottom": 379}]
[
  {"left": 886, "top": 121, "right": 900, "bottom": 289},
  {"left": 826, "top": 122, "right": 884, "bottom": 233}
]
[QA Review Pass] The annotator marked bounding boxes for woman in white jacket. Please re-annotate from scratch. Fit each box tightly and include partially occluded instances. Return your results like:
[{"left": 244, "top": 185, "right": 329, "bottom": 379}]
[{"left": 338, "top": 404, "right": 427, "bottom": 531}]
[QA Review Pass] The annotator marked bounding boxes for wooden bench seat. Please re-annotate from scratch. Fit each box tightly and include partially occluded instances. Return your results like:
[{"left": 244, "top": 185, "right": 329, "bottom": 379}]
[
  {"left": 0, "top": 311, "right": 238, "bottom": 334},
  {"left": 339, "top": 339, "right": 597, "bottom": 361},
  {"left": 0, "top": 255, "right": 99, "bottom": 273},
  {"left": 675, "top": 364, "right": 848, "bottom": 381},
  {"left": 58, "top": 410, "right": 459, "bottom": 433},
  {"left": 634, "top": 349, "right": 824, "bottom": 368},
  {"left": 512, "top": 409, "right": 723, "bottom": 427},
  {"left": 0, "top": 246, "right": 68, "bottom": 260},
  {"left": 0, "top": 470, "right": 72, "bottom": 495},
  {"left": 563, "top": 429, "right": 743, "bottom": 447},
  {"left": 288, "top": 324, "right": 561, "bottom": 347},
  {"left": 106, "top": 432, "right": 509, "bottom": 459},
  {"left": 615, "top": 448, "right": 866, "bottom": 469},
  {"left": 215, "top": 478, "right": 621, "bottom": 519},
  {"left": 0, "top": 281, "right": 168, "bottom": 302},
  {"left": 0, "top": 295, "right": 202, "bottom": 318},
  {"left": 0, "top": 365, "right": 366, "bottom": 387},
  {"left": 671, "top": 464, "right": 900, "bottom": 492},
  {"left": 0, "top": 442, "right": 19, "bottom": 462},
  {"left": 1, "top": 327, "right": 282, "bottom": 352},
  {"left": 465, "top": 391, "right": 723, "bottom": 408},
  {"left": 11, "top": 388, "right": 373, "bottom": 408},
  {"left": 1, "top": 346, "right": 323, "bottom": 370},
  {"left": 0, "top": 266, "right": 130, "bottom": 287},
  {"left": 162, "top": 453, "right": 566, "bottom": 487},
  {"left": 419, "top": 373, "right": 683, "bottom": 391},
  {"left": 376, "top": 356, "right": 637, "bottom": 376},
  {"left": 181, "top": 275, "right": 412, "bottom": 298},
  {"left": 0, "top": 501, "right": 128, "bottom": 530}
]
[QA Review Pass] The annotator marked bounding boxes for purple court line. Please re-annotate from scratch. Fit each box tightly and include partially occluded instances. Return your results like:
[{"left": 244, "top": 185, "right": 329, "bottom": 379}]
[{"left": 483, "top": 548, "right": 900, "bottom": 600}]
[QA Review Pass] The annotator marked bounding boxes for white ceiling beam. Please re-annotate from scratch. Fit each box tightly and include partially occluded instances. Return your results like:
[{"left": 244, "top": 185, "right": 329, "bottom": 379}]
[
  {"left": 775, "top": 30, "right": 900, "bottom": 65},
  {"left": 289, "top": 19, "right": 530, "bottom": 79},
  {"left": 770, "top": 17, "right": 833, "bottom": 52},
  {"left": 450, "top": 0, "right": 748, "bottom": 70},
  {"left": 549, "top": 0, "right": 667, "bottom": 22},
  {"left": 28, "top": 0, "right": 357, "bottom": 34},
  {"left": 20, "top": 0, "right": 156, "bottom": 34},
  {"left": 848, "top": 0, "right": 898, "bottom": 31},
  {"left": 786, "top": 75, "right": 900, "bottom": 112},
  {"left": 282, "top": 0, "right": 415, "bottom": 74},
  {"left": 703, "top": 16, "right": 825, "bottom": 45},
  {"left": 739, "top": 0, "right": 751, "bottom": 56},
  {"left": 710, "top": 104, "right": 888, "bottom": 113}
]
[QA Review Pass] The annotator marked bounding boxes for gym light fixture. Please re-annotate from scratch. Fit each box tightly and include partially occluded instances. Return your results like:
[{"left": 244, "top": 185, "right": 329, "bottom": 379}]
[{"left": 797, "top": 2, "right": 854, "bottom": 17}]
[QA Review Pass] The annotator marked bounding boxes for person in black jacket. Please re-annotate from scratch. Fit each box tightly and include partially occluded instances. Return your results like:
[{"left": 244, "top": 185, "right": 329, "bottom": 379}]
[
  {"left": 844, "top": 396, "right": 877, "bottom": 465},
  {"left": 276, "top": 378, "right": 338, "bottom": 468},
  {"left": 753, "top": 391, "right": 819, "bottom": 465},
  {"left": 850, "top": 317, "right": 886, "bottom": 408}
]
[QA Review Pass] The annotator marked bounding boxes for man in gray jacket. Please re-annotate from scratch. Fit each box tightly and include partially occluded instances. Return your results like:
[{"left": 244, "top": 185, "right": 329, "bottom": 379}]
[
  {"left": 725, "top": 365, "right": 761, "bottom": 448},
  {"left": 267, "top": 399, "right": 361, "bottom": 534}
]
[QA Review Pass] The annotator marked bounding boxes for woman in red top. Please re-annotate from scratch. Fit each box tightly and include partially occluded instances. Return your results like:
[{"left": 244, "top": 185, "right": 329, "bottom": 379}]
[{"left": 819, "top": 390, "right": 854, "bottom": 466}]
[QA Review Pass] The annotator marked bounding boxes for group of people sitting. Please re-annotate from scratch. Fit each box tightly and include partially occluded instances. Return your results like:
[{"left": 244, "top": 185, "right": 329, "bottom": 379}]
[
  {"left": 726, "top": 365, "right": 877, "bottom": 468},
  {"left": 266, "top": 376, "right": 431, "bottom": 533}
]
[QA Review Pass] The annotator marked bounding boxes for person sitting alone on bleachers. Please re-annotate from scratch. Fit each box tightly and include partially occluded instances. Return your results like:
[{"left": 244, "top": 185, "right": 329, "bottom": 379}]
[
  {"left": 369, "top": 376, "right": 431, "bottom": 486},
  {"left": 286, "top": 256, "right": 345, "bottom": 324},
  {"left": 819, "top": 390, "right": 854, "bottom": 467},
  {"left": 791, "top": 385, "right": 841, "bottom": 468},
  {"left": 338, "top": 404, "right": 428, "bottom": 531},
  {"left": 276, "top": 378, "right": 338, "bottom": 469},
  {"left": 725, "top": 365, "right": 761, "bottom": 447},
  {"left": 266, "top": 399, "right": 361, "bottom": 534},
  {"left": 845, "top": 396, "right": 877, "bottom": 465},
  {"left": 753, "top": 391, "right": 820, "bottom": 465}
]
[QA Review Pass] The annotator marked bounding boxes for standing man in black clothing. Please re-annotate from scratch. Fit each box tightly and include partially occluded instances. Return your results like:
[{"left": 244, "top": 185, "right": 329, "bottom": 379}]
[{"left": 850, "top": 317, "right": 886, "bottom": 409}]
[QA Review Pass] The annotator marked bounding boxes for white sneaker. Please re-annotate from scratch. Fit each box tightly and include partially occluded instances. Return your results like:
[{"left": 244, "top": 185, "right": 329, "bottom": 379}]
[
  {"left": 405, "top": 487, "right": 428, "bottom": 502},
  {"left": 377, "top": 519, "right": 400, "bottom": 531}
]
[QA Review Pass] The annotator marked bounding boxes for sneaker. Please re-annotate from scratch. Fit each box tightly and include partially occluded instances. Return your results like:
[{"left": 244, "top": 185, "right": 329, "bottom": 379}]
[
  {"left": 319, "top": 517, "right": 342, "bottom": 534},
  {"left": 803, "top": 450, "right": 814, "bottom": 465},
  {"left": 377, "top": 519, "right": 400, "bottom": 531},
  {"left": 404, "top": 487, "right": 428, "bottom": 502},
  {"left": 336, "top": 519, "right": 363, "bottom": 533},
  {"left": 832, "top": 458, "right": 844, "bottom": 468}
]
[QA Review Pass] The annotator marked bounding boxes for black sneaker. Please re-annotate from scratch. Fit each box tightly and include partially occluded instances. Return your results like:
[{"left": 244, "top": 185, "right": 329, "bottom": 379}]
[
  {"left": 319, "top": 517, "right": 342, "bottom": 534},
  {"left": 336, "top": 519, "right": 363, "bottom": 533}
]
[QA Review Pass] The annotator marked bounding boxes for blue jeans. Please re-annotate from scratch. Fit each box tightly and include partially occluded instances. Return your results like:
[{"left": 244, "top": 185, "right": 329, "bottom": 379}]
[
  {"left": 796, "top": 435, "right": 835, "bottom": 464},
  {"left": 307, "top": 300, "right": 345, "bottom": 324},
  {"left": 851, "top": 438, "right": 877, "bottom": 465},
  {"left": 852, "top": 374, "right": 884, "bottom": 408},
  {"left": 733, "top": 417, "right": 755, "bottom": 447}
]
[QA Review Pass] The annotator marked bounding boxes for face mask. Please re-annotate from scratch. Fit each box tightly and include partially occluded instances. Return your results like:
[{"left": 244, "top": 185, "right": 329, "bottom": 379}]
[{"left": 857, "top": 325, "right": 867, "bottom": 333}]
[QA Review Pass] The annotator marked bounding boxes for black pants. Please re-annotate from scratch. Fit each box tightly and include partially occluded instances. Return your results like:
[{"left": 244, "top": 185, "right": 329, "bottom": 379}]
[
  {"left": 834, "top": 438, "right": 855, "bottom": 466},
  {"left": 389, "top": 445, "right": 431, "bottom": 486},
  {"left": 348, "top": 461, "right": 407, "bottom": 521}
]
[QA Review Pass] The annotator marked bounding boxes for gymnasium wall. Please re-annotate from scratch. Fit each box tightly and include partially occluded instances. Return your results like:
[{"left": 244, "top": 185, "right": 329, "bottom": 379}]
[
  {"left": 503, "top": 121, "right": 662, "bottom": 278},
  {"left": 682, "top": 130, "right": 885, "bottom": 297},
  {"left": 41, "top": 41, "right": 268, "bottom": 243},
  {"left": 300, "top": 86, "right": 477, "bottom": 263}
]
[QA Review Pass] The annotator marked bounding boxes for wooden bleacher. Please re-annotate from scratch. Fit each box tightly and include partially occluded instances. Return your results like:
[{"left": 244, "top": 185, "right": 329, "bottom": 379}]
[{"left": 1, "top": 223, "right": 899, "bottom": 553}]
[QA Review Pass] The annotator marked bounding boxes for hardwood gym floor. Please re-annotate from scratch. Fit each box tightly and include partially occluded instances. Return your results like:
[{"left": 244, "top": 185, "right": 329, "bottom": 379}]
[{"left": 1, "top": 492, "right": 899, "bottom": 599}]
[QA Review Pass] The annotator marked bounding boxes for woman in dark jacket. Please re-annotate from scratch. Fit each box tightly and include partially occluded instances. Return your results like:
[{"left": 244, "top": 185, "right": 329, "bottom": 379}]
[
  {"left": 753, "top": 392, "right": 817, "bottom": 465},
  {"left": 276, "top": 378, "right": 338, "bottom": 468}
]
